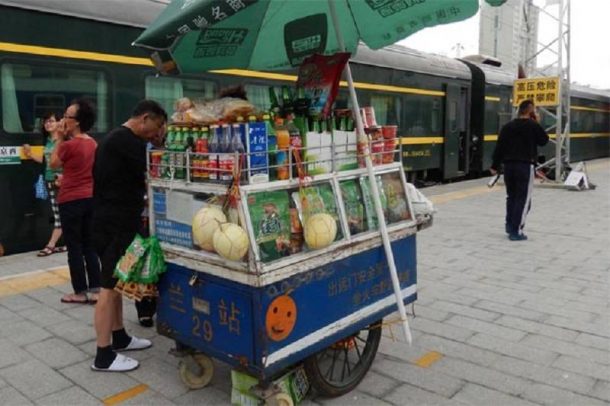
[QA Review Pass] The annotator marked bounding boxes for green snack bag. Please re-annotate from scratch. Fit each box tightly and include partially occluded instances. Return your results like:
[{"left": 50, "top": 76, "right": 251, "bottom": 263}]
[
  {"left": 137, "top": 236, "right": 167, "bottom": 284},
  {"left": 380, "top": 172, "right": 411, "bottom": 223},
  {"left": 359, "top": 176, "right": 388, "bottom": 230},
  {"left": 339, "top": 179, "right": 367, "bottom": 235},
  {"left": 248, "top": 190, "right": 291, "bottom": 262},
  {"left": 113, "top": 235, "right": 148, "bottom": 282}
]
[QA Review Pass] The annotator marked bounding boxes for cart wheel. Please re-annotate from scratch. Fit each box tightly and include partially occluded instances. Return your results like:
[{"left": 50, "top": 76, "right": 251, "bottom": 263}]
[
  {"left": 265, "top": 392, "right": 293, "bottom": 406},
  {"left": 304, "top": 319, "right": 382, "bottom": 397},
  {"left": 178, "top": 354, "right": 214, "bottom": 389}
]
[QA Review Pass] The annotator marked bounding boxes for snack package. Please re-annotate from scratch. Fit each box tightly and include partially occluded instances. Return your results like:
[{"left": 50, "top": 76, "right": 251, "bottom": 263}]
[
  {"left": 339, "top": 180, "right": 367, "bottom": 235},
  {"left": 296, "top": 53, "right": 350, "bottom": 117},
  {"left": 137, "top": 236, "right": 167, "bottom": 284},
  {"left": 359, "top": 176, "right": 388, "bottom": 230},
  {"left": 248, "top": 191, "right": 291, "bottom": 262},
  {"left": 380, "top": 172, "right": 411, "bottom": 223},
  {"left": 113, "top": 235, "right": 148, "bottom": 282}
]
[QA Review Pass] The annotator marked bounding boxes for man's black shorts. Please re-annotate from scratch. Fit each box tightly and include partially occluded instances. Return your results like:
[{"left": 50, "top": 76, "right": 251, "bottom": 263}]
[{"left": 94, "top": 227, "right": 137, "bottom": 289}]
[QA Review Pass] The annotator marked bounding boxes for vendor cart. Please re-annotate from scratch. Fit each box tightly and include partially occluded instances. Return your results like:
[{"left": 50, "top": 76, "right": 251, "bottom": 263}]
[{"left": 148, "top": 145, "right": 432, "bottom": 403}]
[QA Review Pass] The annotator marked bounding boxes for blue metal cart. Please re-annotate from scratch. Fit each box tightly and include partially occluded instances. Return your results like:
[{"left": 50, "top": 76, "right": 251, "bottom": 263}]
[{"left": 148, "top": 161, "right": 430, "bottom": 403}]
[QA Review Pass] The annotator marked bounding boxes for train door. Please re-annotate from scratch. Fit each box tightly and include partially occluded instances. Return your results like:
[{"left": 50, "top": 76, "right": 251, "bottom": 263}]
[{"left": 443, "top": 84, "right": 469, "bottom": 179}]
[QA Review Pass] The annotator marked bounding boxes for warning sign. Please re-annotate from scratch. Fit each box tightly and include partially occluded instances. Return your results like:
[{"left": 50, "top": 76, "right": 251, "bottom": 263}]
[{"left": 512, "top": 77, "right": 560, "bottom": 107}]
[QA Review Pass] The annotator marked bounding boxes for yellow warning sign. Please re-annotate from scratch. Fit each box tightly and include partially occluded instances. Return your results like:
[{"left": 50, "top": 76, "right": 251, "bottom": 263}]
[{"left": 512, "top": 77, "right": 560, "bottom": 107}]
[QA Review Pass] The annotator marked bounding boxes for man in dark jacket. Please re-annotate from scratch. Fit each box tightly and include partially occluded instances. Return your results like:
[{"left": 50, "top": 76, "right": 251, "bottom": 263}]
[{"left": 490, "top": 100, "right": 549, "bottom": 241}]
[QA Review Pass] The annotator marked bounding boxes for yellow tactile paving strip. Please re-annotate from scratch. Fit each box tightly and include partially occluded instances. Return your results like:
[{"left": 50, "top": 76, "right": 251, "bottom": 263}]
[
  {"left": 0, "top": 267, "right": 70, "bottom": 297},
  {"left": 103, "top": 384, "right": 149, "bottom": 405}
]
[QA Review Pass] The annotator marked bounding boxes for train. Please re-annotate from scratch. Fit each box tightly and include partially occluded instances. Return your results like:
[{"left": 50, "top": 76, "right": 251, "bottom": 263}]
[{"left": 1, "top": 0, "right": 608, "bottom": 255}]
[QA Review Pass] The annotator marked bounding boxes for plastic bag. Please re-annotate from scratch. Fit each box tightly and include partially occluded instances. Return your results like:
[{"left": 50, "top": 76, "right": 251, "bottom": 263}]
[
  {"left": 34, "top": 175, "right": 48, "bottom": 200},
  {"left": 405, "top": 183, "right": 435, "bottom": 218}
]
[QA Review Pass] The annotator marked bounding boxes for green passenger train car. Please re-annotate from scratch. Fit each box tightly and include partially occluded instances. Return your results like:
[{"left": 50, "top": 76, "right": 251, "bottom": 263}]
[{"left": 0, "top": 0, "right": 608, "bottom": 255}]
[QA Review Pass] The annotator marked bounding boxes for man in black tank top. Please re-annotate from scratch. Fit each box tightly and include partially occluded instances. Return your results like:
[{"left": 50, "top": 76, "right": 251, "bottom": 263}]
[{"left": 490, "top": 100, "right": 549, "bottom": 241}]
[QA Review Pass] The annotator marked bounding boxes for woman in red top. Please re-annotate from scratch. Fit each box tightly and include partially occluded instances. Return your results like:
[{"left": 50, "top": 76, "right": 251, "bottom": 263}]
[{"left": 50, "top": 99, "right": 101, "bottom": 304}]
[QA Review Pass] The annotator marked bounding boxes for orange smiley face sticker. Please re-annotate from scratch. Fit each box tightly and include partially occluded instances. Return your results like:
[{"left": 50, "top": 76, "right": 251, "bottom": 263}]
[{"left": 265, "top": 295, "right": 297, "bottom": 341}]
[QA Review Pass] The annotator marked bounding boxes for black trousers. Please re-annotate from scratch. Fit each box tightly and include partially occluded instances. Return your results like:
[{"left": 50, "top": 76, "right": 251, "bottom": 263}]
[
  {"left": 503, "top": 161, "right": 534, "bottom": 235},
  {"left": 58, "top": 198, "right": 101, "bottom": 294}
]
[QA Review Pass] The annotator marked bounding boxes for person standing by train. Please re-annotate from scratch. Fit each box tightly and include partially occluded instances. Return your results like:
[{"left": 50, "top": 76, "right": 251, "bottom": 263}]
[
  {"left": 23, "top": 112, "right": 67, "bottom": 256},
  {"left": 91, "top": 100, "right": 167, "bottom": 372},
  {"left": 50, "top": 99, "right": 101, "bottom": 303},
  {"left": 490, "top": 99, "right": 549, "bottom": 241}
]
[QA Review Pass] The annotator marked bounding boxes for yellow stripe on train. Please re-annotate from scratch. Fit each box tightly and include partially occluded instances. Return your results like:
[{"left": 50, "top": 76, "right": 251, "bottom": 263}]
[{"left": 403, "top": 133, "right": 610, "bottom": 144}]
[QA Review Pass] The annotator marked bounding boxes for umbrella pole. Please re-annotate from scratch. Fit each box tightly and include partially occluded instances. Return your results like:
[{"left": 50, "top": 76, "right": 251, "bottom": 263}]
[{"left": 328, "top": 1, "right": 412, "bottom": 345}]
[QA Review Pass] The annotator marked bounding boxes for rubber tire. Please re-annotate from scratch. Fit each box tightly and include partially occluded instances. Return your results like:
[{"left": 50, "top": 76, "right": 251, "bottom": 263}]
[
  {"left": 303, "top": 320, "right": 382, "bottom": 398},
  {"left": 178, "top": 354, "right": 214, "bottom": 389},
  {"left": 265, "top": 392, "right": 294, "bottom": 406}
]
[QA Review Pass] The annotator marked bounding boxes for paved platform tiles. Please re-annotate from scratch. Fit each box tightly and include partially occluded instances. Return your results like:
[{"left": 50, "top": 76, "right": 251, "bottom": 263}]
[{"left": 0, "top": 158, "right": 608, "bottom": 405}]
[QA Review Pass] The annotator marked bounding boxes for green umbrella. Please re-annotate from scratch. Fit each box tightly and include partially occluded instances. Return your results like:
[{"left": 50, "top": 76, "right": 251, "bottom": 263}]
[
  {"left": 134, "top": 0, "right": 483, "bottom": 73},
  {"left": 134, "top": 0, "right": 504, "bottom": 346}
]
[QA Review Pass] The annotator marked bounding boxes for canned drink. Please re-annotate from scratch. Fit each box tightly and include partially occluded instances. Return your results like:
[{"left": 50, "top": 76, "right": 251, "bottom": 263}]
[{"left": 149, "top": 151, "right": 163, "bottom": 178}]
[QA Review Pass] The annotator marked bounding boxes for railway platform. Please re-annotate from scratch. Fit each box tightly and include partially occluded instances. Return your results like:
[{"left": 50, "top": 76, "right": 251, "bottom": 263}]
[{"left": 0, "top": 158, "right": 608, "bottom": 405}]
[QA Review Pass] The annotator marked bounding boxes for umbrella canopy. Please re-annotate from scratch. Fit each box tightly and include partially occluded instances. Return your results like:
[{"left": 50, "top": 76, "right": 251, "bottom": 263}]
[{"left": 134, "top": 0, "right": 487, "bottom": 73}]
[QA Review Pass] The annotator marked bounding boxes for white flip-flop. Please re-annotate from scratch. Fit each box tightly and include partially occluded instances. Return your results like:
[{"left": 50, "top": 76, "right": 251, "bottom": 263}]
[
  {"left": 91, "top": 353, "right": 139, "bottom": 372},
  {"left": 115, "top": 336, "right": 153, "bottom": 352}
]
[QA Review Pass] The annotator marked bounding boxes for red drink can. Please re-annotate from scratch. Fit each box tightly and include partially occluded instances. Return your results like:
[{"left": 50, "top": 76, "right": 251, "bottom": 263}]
[{"left": 150, "top": 151, "right": 162, "bottom": 178}]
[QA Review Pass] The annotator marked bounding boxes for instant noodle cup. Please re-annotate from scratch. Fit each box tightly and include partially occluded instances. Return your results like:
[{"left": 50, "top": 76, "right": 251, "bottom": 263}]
[
  {"left": 382, "top": 125, "right": 397, "bottom": 139},
  {"left": 383, "top": 138, "right": 398, "bottom": 163},
  {"left": 371, "top": 139, "right": 384, "bottom": 165},
  {"left": 192, "top": 206, "right": 227, "bottom": 251}
]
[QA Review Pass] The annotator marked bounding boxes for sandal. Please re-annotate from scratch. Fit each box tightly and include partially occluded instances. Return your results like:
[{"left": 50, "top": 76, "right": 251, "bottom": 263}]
[
  {"left": 60, "top": 293, "right": 89, "bottom": 304},
  {"left": 88, "top": 293, "right": 99, "bottom": 305},
  {"left": 37, "top": 246, "right": 55, "bottom": 257},
  {"left": 53, "top": 246, "right": 67, "bottom": 253}
]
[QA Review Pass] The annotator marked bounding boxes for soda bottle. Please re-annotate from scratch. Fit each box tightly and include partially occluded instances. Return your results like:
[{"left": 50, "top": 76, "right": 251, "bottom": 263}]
[
  {"left": 208, "top": 124, "right": 220, "bottom": 182},
  {"left": 281, "top": 85, "right": 294, "bottom": 116},
  {"left": 275, "top": 118, "right": 290, "bottom": 180},
  {"left": 200, "top": 126, "right": 209, "bottom": 181},
  {"left": 161, "top": 126, "right": 174, "bottom": 179},
  {"left": 285, "top": 115, "right": 302, "bottom": 178},
  {"left": 176, "top": 128, "right": 188, "bottom": 180},
  {"left": 269, "top": 87, "right": 281, "bottom": 119},
  {"left": 263, "top": 113, "right": 276, "bottom": 181},
  {"left": 190, "top": 127, "right": 201, "bottom": 181},
  {"left": 220, "top": 124, "right": 232, "bottom": 183}
]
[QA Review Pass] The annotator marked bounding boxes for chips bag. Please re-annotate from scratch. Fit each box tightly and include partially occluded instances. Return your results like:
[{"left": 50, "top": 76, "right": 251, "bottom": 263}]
[
  {"left": 113, "top": 235, "right": 148, "bottom": 283},
  {"left": 248, "top": 191, "right": 291, "bottom": 262},
  {"left": 359, "top": 176, "right": 388, "bottom": 230},
  {"left": 339, "top": 180, "right": 367, "bottom": 235},
  {"left": 137, "top": 236, "right": 167, "bottom": 284}
]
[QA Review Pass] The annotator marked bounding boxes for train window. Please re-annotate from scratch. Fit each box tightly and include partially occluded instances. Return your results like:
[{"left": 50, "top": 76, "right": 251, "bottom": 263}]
[
  {"left": 244, "top": 84, "right": 276, "bottom": 110},
  {"left": 403, "top": 95, "right": 442, "bottom": 135},
  {"left": 145, "top": 76, "right": 217, "bottom": 115},
  {"left": 1, "top": 64, "right": 109, "bottom": 133},
  {"left": 370, "top": 95, "right": 401, "bottom": 127}
]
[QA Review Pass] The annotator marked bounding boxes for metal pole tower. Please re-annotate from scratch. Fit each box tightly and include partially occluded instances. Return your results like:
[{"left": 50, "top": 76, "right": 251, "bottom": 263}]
[{"left": 524, "top": 0, "right": 571, "bottom": 180}]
